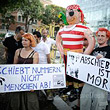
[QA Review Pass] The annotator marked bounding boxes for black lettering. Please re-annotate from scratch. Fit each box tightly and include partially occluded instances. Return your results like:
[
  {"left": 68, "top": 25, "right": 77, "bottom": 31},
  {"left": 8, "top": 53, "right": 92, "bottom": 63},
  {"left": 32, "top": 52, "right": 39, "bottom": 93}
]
[
  {"left": 100, "top": 60, "right": 105, "bottom": 68},
  {"left": 80, "top": 56, "right": 85, "bottom": 64},
  {"left": 95, "top": 59, "right": 100, "bottom": 67},
  {"left": 87, "top": 57, "right": 90, "bottom": 64},
  {"left": 85, "top": 57, "right": 88, "bottom": 64},
  {"left": 95, "top": 76, "right": 102, "bottom": 86},
  {"left": 105, "top": 70, "right": 110, "bottom": 78},
  {"left": 91, "top": 58, "right": 95, "bottom": 65},
  {"left": 105, "top": 61, "right": 110, "bottom": 69},
  {"left": 87, "top": 73, "right": 94, "bottom": 84},
  {"left": 99, "top": 68, "right": 104, "bottom": 76},
  {"left": 102, "top": 78, "right": 108, "bottom": 90}
]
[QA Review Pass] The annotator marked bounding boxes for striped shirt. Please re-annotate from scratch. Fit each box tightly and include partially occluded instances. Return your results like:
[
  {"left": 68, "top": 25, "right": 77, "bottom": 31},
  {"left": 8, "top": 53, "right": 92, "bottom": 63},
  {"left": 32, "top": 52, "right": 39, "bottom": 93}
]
[{"left": 59, "top": 24, "right": 89, "bottom": 50}]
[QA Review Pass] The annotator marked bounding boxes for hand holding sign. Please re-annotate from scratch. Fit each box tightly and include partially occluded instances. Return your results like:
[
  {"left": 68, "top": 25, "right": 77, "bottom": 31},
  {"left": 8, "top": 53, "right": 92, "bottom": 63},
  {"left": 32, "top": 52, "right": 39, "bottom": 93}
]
[
  {"left": 96, "top": 54, "right": 104, "bottom": 59},
  {"left": 67, "top": 52, "right": 110, "bottom": 92},
  {"left": 0, "top": 64, "right": 66, "bottom": 93}
]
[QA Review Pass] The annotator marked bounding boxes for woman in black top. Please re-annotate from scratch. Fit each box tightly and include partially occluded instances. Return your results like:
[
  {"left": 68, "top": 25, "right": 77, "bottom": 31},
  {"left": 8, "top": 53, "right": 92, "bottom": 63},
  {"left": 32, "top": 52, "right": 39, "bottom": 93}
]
[{"left": 8, "top": 33, "right": 39, "bottom": 110}]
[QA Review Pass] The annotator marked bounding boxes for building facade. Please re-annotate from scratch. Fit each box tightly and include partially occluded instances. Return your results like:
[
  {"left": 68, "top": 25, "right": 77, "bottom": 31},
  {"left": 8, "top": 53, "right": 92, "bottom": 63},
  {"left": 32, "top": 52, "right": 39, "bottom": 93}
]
[
  {"left": 0, "top": 0, "right": 52, "bottom": 33},
  {"left": 77, "top": 0, "right": 110, "bottom": 32},
  {"left": 0, "top": 11, "right": 25, "bottom": 33},
  {"left": 41, "top": 0, "right": 52, "bottom": 6}
]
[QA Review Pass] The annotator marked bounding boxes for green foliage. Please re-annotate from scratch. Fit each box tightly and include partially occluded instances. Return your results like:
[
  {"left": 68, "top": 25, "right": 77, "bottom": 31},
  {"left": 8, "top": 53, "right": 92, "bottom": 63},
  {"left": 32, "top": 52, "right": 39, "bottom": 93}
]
[
  {"left": 0, "top": 0, "right": 44, "bottom": 32},
  {"left": 0, "top": 33, "right": 5, "bottom": 38},
  {"left": 1, "top": 12, "right": 15, "bottom": 31},
  {"left": 0, "top": 0, "right": 66, "bottom": 31},
  {"left": 42, "top": 5, "right": 66, "bottom": 25},
  {"left": 20, "top": 0, "right": 44, "bottom": 19},
  {"left": 18, "top": 0, "right": 44, "bottom": 32},
  {"left": 0, "top": 0, "right": 25, "bottom": 13},
  {"left": 0, "top": 0, "right": 25, "bottom": 32}
]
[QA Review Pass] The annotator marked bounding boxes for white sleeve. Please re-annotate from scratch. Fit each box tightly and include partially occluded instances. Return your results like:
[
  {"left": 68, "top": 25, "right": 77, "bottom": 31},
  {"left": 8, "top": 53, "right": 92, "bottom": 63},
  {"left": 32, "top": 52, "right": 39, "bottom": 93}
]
[
  {"left": 50, "top": 38, "right": 56, "bottom": 44},
  {"left": 32, "top": 47, "right": 36, "bottom": 51},
  {"left": 44, "top": 43, "right": 50, "bottom": 54}
]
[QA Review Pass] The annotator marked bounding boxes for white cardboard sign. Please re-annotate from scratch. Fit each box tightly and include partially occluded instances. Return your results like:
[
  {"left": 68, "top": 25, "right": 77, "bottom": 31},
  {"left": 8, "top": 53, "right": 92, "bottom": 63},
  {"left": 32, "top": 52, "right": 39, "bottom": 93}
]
[
  {"left": 0, "top": 64, "right": 66, "bottom": 93},
  {"left": 67, "top": 52, "right": 110, "bottom": 92}
]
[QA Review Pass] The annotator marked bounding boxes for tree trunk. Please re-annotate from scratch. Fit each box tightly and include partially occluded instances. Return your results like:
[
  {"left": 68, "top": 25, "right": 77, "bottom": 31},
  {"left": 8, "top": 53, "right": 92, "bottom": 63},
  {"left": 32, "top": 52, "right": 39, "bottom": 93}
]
[{"left": 25, "top": 17, "right": 28, "bottom": 32}]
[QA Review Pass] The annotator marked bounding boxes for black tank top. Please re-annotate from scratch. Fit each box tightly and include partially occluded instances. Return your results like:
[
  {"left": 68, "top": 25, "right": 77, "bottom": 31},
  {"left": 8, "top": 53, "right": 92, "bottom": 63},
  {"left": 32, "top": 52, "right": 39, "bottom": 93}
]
[{"left": 17, "top": 49, "right": 35, "bottom": 64}]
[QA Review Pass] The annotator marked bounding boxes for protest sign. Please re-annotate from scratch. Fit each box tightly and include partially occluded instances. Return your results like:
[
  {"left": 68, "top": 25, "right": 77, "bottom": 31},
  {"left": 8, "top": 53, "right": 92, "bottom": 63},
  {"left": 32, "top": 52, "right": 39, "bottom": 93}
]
[
  {"left": 67, "top": 51, "right": 110, "bottom": 92},
  {"left": 0, "top": 64, "right": 66, "bottom": 93}
]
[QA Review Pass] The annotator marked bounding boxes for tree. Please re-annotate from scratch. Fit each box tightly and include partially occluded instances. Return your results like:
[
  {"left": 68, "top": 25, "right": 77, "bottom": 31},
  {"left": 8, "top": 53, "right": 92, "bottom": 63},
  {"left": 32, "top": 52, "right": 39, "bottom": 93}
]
[
  {"left": 0, "top": 0, "right": 43, "bottom": 32},
  {"left": 19, "top": 0, "right": 44, "bottom": 32},
  {"left": 1, "top": 12, "right": 15, "bottom": 32},
  {"left": 0, "top": 0, "right": 25, "bottom": 31},
  {"left": 42, "top": 5, "right": 66, "bottom": 25},
  {"left": 0, "top": 0, "right": 25, "bottom": 13}
]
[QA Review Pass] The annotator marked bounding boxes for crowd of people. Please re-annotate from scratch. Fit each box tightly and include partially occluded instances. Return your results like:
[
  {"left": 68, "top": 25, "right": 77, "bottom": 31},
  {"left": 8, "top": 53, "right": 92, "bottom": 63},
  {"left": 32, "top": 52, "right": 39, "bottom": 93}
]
[
  {"left": 1, "top": 4, "right": 110, "bottom": 110},
  {"left": 0, "top": 26, "right": 56, "bottom": 110},
  {"left": 1, "top": 26, "right": 110, "bottom": 110}
]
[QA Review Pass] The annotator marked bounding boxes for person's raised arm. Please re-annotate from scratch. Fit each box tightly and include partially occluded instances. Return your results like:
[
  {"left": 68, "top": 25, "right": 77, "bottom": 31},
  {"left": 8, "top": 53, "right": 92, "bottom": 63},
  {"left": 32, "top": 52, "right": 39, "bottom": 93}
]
[
  {"left": 47, "top": 54, "right": 51, "bottom": 64},
  {"left": 83, "top": 29, "right": 95, "bottom": 55},
  {"left": 56, "top": 32, "right": 64, "bottom": 58},
  {"left": 13, "top": 49, "right": 19, "bottom": 64}
]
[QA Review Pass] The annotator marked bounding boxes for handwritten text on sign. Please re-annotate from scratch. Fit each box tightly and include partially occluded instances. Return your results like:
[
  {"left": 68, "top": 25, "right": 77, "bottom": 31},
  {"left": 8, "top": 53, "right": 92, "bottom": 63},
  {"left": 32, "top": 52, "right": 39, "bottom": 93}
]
[
  {"left": 67, "top": 52, "right": 110, "bottom": 92},
  {"left": 0, "top": 64, "right": 66, "bottom": 93}
]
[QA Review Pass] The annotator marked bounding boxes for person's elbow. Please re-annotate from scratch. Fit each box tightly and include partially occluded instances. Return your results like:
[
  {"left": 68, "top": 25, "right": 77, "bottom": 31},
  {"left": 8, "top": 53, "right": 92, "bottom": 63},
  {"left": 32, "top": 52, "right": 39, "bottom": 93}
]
[{"left": 47, "top": 54, "right": 51, "bottom": 64}]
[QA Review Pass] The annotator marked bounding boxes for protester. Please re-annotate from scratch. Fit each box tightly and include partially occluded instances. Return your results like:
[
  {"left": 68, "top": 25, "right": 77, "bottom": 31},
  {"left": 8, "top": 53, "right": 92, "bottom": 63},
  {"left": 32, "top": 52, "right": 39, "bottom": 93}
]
[
  {"left": 41, "top": 29, "right": 56, "bottom": 50},
  {"left": 41, "top": 29, "right": 57, "bottom": 100},
  {"left": 3, "top": 26, "right": 24, "bottom": 64},
  {"left": 107, "top": 92, "right": 110, "bottom": 110},
  {"left": 7, "top": 33, "right": 39, "bottom": 110},
  {"left": 33, "top": 31, "right": 53, "bottom": 100},
  {"left": 0, "top": 26, "right": 24, "bottom": 110},
  {"left": 33, "top": 31, "right": 51, "bottom": 64},
  {"left": 80, "top": 28, "right": 110, "bottom": 110}
]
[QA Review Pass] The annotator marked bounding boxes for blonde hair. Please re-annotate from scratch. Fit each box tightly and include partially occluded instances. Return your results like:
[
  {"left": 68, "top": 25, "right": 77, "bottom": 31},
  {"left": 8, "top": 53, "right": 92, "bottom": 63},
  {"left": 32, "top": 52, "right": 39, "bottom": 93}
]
[{"left": 22, "top": 33, "right": 36, "bottom": 47}]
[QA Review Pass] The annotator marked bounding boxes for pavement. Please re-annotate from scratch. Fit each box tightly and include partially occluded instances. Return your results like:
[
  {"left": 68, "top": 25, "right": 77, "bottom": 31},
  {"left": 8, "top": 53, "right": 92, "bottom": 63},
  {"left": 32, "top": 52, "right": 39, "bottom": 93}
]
[
  {"left": 38, "top": 90, "right": 78, "bottom": 110},
  {"left": 0, "top": 48, "right": 77, "bottom": 110},
  {"left": 51, "top": 55, "right": 78, "bottom": 110},
  {"left": 53, "top": 95, "right": 74, "bottom": 110}
]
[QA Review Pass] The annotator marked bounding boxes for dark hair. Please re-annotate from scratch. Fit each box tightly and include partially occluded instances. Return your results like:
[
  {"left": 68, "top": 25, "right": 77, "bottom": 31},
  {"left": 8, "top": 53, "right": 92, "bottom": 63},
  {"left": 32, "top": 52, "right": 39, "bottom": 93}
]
[
  {"left": 42, "top": 29, "right": 48, "bottom": 34},
  {"left": 15, "top": 26, "right": 24, "bottom": 34},
  {"left": 33, "top": 31, "right": 41, "bottom": 38}
]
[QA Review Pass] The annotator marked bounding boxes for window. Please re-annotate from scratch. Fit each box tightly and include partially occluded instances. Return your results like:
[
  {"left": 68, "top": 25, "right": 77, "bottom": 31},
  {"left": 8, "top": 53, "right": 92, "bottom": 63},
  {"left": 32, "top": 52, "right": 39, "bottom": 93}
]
[
  {"left": 1, "top": 24, "right": 5, "bottom": 29},
  {"left": 32, "top": 29, "right": 33, "bottom": 33},
  {"left": 35, "top": 20, "right": 37, "bottom": 24},
  {"left": 22, "top": 17, "right": 25, "bottom": 22},
  {"left": 107, "top": 8, "right": 110, "bottom": 19},
  {"left": 18, "top": 15, "right": 21, "bottom": 22},
  {"left": 91, "top": 10, "right": 102, "bottom": 21},
  {"left": 21, "top": 26, "right": 25, "bottom": 30}
]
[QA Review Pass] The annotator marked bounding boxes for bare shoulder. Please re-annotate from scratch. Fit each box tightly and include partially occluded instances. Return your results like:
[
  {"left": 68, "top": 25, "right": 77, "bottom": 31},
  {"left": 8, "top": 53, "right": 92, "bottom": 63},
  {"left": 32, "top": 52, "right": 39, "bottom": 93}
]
[
  {"left": 33, "top": 51, "right": 39, "bottom": 58},
  {"left": 15, "top": 48, "right": 21, "bottom": 54}
]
